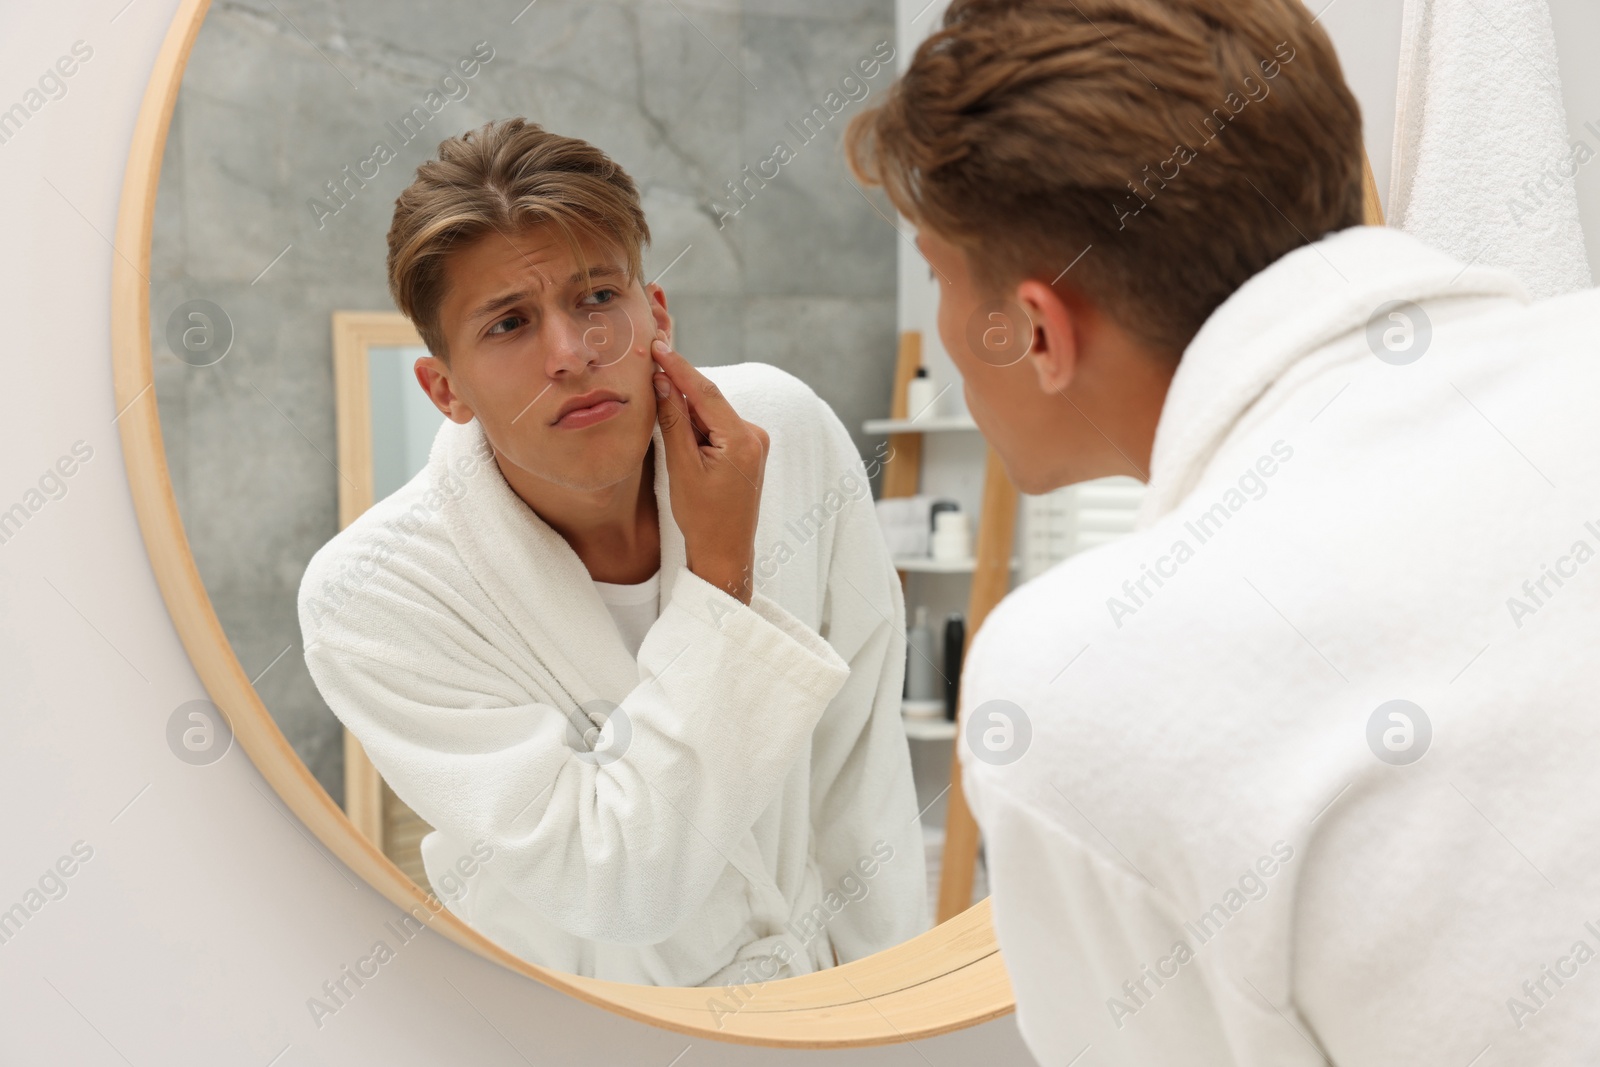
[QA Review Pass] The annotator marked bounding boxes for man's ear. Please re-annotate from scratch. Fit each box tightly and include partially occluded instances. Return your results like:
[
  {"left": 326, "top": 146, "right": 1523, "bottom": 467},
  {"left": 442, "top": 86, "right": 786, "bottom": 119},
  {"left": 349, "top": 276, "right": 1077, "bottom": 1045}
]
[
  {"left": 644, "top": 282, "right": 673, "bottom": 345},
  {"left": 415, "top": 355, "right": 476, "bottom": 424},
  {"left": 1015, "top": 278, "right": 1079, "bottom": 394}
]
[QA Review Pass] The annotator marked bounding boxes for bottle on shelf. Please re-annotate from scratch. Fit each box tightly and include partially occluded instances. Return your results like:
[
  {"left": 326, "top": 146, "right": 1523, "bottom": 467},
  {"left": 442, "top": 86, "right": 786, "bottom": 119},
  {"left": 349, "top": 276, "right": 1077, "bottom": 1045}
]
[
  {"left": 904, "top": 605, "right": 944, "bottom": 718},
  {"left": 930, "top": 506, "right": 970, "bottom": 563},
  {"left": 906, "top": 365, "right": 938, "bottom": 420},
  {"left": 943, "top": 613, "right": 966, "bottom": 722}
]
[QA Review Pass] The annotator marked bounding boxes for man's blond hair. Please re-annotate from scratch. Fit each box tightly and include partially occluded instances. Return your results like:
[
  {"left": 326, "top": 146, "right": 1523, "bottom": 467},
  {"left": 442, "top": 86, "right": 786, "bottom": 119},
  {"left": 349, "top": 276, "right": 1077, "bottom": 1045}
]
[{"left": 387, "top": 118, "right": 651, "bottom": 358}]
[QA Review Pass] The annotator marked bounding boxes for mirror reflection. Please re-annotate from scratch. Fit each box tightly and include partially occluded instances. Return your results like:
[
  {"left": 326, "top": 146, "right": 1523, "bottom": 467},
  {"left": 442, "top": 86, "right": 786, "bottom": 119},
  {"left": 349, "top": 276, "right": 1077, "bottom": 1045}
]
[
  {"left": 149, "top": 0, "right": 1001, "bottom": 987},
  {"left": 366, "top": 343, "right": 443, "bottom": 504}
]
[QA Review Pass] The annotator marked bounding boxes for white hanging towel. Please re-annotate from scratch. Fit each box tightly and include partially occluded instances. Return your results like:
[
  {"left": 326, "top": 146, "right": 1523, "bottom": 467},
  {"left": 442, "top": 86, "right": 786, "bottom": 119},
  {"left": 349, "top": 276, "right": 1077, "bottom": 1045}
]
[{"left": 1387, "top": 0, "right": 1592, "bottom": 298}]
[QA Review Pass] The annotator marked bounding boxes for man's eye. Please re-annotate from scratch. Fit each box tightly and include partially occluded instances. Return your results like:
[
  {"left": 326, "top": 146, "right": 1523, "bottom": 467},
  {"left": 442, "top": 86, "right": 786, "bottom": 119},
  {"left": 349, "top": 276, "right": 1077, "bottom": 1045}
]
[
  {"left": 582, "top": 288, "right": 619, "bottom": 307},
  {"left": 487, "top": 315, "right": 524, "bottom": 336}
]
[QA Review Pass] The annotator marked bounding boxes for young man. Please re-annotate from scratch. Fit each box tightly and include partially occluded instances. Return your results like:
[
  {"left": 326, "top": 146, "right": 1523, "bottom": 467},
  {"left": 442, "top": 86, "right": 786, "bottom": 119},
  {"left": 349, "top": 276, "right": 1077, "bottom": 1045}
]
[
  {"left": 297, "top": 119, "right": 926, "bottom": 987},
  {"left": 849, "top": 1, "right": 1599, "bottom": 1063}
]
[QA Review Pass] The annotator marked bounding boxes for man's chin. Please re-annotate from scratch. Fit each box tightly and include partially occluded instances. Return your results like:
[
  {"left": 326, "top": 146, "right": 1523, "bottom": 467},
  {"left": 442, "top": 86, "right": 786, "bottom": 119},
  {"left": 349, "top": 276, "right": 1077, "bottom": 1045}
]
[
  {"left": 517, "top": 435, "right": 655, "bottom": 490},
  {"left": 968, "top": 413, "right": 1032, "bottom": 488},
  {"left": 498, "top": 457, "right": 639, "bottom": 493},
  {"left": 993, "top": 441, "right": 1072, "bottom": 497},
  {"left": 1006, "top": 459, "right": 1059, "bottom": 497}
]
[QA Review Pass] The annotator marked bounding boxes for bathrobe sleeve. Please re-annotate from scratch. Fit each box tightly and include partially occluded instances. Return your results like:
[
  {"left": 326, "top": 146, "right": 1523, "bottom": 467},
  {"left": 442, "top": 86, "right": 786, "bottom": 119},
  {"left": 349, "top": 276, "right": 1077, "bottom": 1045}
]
[
  {"left": 802, "top": 394, "right": 930, "bottom": 961},
  {"left": 302, "top": 568, "right": 853, "bottom": 946}
]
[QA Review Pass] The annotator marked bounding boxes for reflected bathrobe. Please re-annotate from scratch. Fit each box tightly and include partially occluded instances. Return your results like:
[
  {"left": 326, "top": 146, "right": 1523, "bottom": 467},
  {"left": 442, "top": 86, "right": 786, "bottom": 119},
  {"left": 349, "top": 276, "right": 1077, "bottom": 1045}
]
[
  {"left": 960, "top": 227, "right": 1600, "bottom": 1066},
  {"left": 297, "top": 361, "right": 927, "bottom": 987}
]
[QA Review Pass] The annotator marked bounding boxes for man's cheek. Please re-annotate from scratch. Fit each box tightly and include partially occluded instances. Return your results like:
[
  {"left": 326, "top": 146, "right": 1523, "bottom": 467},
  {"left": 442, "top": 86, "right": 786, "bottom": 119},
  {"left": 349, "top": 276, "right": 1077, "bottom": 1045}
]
[
  {"left": 641, "top": 307, "right": 663, "bottom": 357},
  {"left": 581, "top": 305, "right": 638, "bottom": 366}
]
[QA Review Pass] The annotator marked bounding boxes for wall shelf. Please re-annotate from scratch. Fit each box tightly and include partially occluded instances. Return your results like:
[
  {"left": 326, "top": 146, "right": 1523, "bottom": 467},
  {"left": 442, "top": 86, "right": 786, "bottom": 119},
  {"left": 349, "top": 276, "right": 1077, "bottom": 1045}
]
[
  {"left": 902, "top": 716, "right": 958, "bottom": 742},
  {"left": 864, "top": 415, "right": 979, "bottom": 434},
  {"left": 894, "top": 556, "right": 1019, "bottom": 574}
]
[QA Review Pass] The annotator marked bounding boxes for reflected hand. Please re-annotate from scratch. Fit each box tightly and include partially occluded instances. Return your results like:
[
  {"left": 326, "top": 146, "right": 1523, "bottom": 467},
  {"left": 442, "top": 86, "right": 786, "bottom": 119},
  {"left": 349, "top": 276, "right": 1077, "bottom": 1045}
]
[{"left": 651, "top": 331, "right": 768, "bottom": 605}]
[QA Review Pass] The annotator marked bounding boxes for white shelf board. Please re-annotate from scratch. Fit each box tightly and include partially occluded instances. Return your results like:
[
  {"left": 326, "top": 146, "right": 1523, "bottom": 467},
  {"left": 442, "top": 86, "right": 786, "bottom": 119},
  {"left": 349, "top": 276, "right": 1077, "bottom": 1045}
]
[
  {"left": 893, "top": 556, "right": 1020, "bottom": 573},
  {"left": 864, "top": 415, "right": 980, "bottom": 434},
  {"left": 902, "top": 716, "right": 957, "bottom": 741}
]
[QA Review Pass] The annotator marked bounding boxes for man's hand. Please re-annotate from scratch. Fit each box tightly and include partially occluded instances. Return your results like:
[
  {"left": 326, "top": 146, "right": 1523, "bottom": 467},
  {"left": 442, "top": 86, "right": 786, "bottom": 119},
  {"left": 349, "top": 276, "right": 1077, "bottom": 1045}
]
[{"left": 651, "top": 332, "right": 769, "bottom": 605}]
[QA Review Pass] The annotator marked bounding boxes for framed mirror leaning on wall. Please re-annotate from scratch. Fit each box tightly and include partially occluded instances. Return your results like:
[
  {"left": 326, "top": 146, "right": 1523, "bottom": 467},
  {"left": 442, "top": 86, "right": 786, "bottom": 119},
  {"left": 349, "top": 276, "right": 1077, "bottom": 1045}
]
[{"left": 113, "top": 0, "right": 1012, "bottom": 1047}]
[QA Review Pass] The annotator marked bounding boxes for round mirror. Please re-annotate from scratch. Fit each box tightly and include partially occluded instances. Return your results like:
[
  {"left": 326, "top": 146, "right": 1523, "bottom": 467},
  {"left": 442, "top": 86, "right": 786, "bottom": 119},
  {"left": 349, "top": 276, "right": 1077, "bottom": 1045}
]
[{"left": 113, "top": 0, "right": 1012, "bottom": 1046}]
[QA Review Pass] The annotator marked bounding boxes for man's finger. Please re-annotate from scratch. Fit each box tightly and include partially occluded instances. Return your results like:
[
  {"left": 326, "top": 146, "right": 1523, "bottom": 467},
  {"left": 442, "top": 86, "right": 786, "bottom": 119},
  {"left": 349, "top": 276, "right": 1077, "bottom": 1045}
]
[
  {"left": 654, "top": 372, "right": 702, "bottom": 465},
  {"left": 651, "top": 339, "right": 743, "bottom": 440}
]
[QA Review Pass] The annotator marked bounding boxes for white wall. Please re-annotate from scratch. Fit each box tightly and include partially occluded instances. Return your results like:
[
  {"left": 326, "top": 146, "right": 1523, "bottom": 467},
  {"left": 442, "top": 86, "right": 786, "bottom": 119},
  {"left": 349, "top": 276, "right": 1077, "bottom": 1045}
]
[{"left": 4, "top": 1, "right": 1596, "bottom": 1064}]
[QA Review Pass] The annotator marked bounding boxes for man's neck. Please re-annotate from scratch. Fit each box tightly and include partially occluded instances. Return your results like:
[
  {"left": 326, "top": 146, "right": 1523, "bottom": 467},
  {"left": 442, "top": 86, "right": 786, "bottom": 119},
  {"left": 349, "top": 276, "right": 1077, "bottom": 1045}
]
[{"left": 495, "top": 443, "right": 661, "bottom": 584}]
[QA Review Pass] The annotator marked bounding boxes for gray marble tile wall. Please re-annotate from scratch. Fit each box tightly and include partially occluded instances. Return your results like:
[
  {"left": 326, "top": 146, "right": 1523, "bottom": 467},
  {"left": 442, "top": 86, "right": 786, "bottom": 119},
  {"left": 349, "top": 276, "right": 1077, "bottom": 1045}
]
[{"left": 150, "top": 0, "right": 899, "bottom": 803}]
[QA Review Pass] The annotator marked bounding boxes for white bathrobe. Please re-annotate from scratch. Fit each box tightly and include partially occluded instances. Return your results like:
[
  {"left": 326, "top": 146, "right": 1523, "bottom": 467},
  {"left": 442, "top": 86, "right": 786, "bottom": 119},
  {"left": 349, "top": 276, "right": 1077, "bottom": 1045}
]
[
  {"left": 298, "top": 361, "right": 927, "bottom": 987},
  {"left": 960, "top": 226, "right": 1600, "bottom": 1065}
]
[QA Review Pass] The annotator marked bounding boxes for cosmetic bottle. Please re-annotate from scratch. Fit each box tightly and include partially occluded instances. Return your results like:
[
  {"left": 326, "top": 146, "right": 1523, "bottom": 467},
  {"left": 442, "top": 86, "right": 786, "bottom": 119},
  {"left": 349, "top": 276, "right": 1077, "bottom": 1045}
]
[
  {"left": 905, "top": 605, "right": 941, "bottom": 705},
  {"left": 906, "top": 366, "right": 937, "bottom": 420},
  {"left": 943, "top": 613, "right": 966, "bottom": 721}
]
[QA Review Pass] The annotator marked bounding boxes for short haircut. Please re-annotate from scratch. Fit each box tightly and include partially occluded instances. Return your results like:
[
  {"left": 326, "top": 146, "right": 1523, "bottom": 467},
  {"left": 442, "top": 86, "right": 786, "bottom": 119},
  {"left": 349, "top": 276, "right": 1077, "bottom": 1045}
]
[
  {"left": 845, "top": 0, "right": 1366, "bottom": 353},
  {"left": 387, "top": 118, "right": 651, "bottom": 358}
]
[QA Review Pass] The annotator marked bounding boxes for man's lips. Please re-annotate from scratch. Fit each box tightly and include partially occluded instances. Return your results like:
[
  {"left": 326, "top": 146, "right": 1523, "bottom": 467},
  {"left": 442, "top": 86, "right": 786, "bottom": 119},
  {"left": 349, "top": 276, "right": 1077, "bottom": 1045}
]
[{"left": 552, "top": 390, "right": 626, "bottom": 428}]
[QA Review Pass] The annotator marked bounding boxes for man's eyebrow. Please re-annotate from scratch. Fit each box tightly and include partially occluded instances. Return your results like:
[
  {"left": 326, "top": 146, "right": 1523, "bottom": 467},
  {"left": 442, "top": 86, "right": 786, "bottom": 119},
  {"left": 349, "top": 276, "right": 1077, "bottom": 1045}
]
[
  {"left": 465, "top": 266, "right": 629, "bottom": 324},
  {"left": 572, "top": 265, "right": 626, "bottom": 284},
  {"left": 466, "top": 289, "right": 529, "bottom": 325}
]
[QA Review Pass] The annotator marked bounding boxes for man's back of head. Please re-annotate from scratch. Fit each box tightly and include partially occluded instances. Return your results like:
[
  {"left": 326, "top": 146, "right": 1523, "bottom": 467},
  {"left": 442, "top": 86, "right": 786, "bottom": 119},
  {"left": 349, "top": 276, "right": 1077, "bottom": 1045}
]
[{"left": 848, "top": 0, "right": 1366, "bottom": 356}]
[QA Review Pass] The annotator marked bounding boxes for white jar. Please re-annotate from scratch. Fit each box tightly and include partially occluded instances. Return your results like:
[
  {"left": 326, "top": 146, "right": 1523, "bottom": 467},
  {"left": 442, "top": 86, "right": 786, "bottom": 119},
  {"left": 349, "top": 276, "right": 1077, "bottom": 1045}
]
[
  {"left": 906, "top": 367, "right": 939, "bottom": 420},
  {"left": 930, "top": 509, "right": 970, "bottom": 562}
]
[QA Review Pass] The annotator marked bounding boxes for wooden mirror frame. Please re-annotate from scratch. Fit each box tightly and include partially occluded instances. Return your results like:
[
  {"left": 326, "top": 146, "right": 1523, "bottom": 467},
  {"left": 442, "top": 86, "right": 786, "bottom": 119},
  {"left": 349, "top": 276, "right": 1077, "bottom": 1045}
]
[{"left": 110, "top": 0, "right": 1014, "bottom": 1047}]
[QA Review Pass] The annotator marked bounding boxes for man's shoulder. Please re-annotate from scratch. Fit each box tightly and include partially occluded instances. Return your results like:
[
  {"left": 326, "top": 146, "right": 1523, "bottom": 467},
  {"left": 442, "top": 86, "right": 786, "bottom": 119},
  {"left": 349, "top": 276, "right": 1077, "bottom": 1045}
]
[
  {"left": 297, "top": 475, "right": 460, "bottom": 644},
  {"left": 700, "top": 359, "right": 811, "bottom": 394},
  {"left": 961, "top": 508, "right": 1248, "bottom": 729},
  {"left": 700, "top": 361, "right": 823, "bottom": 427},
  {"left": 981, "top": 518, "right": 1176, "bottom": 642},
  {"left": 698, "top": 362, "right": 861, "bottom": 480}
]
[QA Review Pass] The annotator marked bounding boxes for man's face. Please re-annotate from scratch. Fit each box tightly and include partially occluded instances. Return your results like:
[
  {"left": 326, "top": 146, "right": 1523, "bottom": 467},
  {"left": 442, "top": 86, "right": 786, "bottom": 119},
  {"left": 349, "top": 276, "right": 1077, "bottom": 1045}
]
[{"left": 421, "top": 224, "right": 668, "bottom": 493}]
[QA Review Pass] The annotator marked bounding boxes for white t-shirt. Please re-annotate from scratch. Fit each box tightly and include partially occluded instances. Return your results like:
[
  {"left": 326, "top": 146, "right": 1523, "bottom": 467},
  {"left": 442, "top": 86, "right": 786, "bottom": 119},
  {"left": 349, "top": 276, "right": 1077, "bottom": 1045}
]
[{"left": 592, "top": 570, "right": 660, "bottom": 659}]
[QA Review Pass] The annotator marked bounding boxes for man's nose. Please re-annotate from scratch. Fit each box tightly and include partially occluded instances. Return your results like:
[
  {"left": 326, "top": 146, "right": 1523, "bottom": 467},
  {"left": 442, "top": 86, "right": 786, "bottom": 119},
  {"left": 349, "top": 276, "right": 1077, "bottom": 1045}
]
[{"left": 544, "top": 312, "right": 600, "bottom": 374}]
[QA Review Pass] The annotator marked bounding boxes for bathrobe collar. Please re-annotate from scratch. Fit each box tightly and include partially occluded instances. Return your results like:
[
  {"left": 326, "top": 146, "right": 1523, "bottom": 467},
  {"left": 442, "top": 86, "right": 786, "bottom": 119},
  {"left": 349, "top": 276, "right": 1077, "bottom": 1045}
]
[
  {"left": 429, "top": 415, "right": 683, "bottom": 708},
  {"left": 1139, "top": 224, "right": 1530, "bottom": 522}
]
